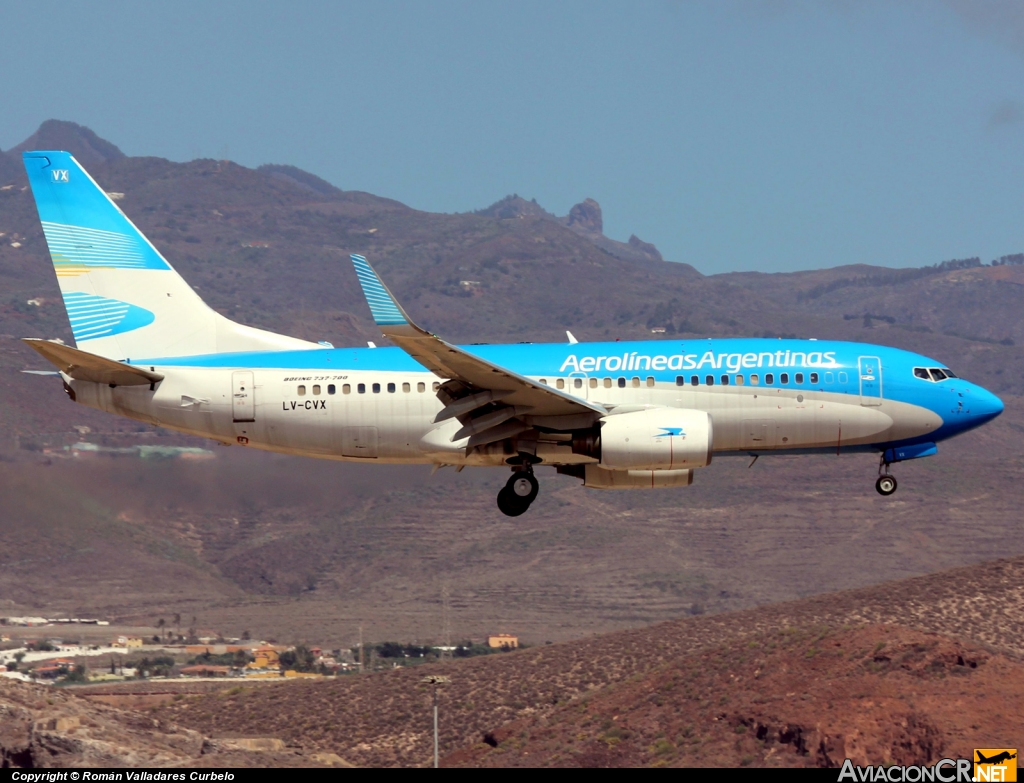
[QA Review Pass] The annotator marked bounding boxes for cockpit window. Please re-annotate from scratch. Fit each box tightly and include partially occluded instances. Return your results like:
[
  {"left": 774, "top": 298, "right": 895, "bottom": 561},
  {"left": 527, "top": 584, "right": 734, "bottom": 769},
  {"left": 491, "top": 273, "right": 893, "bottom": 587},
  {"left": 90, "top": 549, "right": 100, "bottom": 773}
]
[
  {"left": 914, "top": 368, "right": 930, "bottom": 380},
  {"left": 929, "top": 368, "right": 947, "bottom": 381},
  {"left": 943, "top": 368, "right": 957, "bottom": 378}
]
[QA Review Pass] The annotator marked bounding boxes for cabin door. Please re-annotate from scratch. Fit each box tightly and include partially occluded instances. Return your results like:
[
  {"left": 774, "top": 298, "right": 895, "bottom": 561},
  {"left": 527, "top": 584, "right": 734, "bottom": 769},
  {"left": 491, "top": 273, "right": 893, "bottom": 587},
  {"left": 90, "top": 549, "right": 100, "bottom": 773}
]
[
  {"left": 232, "top": 371, "right": 255, "bottom": 422},
  {"left": 858, "top": 356, "right": 882, "bottom": 406}
]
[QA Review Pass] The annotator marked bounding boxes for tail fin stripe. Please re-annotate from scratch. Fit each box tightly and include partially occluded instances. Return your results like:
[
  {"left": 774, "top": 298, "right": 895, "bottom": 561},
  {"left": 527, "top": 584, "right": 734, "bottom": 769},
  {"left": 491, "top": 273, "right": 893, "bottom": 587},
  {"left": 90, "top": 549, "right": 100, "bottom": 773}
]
[{"left": 42, "top": 221, "right": 151, "bottom": 270}]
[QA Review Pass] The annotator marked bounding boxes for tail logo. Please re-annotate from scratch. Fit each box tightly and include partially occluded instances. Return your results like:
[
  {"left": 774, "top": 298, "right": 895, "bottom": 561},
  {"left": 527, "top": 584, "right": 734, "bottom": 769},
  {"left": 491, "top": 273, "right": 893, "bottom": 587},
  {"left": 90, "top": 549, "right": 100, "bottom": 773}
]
[{"left": 62, "top": 291, "right": 155, "bottom": 342}]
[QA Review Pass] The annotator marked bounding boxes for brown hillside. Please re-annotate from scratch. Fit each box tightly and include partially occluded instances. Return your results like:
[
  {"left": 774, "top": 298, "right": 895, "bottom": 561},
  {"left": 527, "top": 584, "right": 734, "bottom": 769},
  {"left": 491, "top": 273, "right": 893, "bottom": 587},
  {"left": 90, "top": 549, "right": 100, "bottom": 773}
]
[
  {"left": 156, "top": 556, "right": 1024, "bottom": 768},
  {"left": 448, "top": 624, "right": 1023, "bottom": 768},
  {"left": 0, "top": 678, "right": 347, "bottom": 768}
]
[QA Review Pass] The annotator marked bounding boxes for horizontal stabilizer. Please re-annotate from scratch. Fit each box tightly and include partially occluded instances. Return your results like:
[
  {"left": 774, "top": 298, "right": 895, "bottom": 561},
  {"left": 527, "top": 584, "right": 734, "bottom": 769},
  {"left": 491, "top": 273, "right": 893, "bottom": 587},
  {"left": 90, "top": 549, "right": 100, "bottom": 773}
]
[{"left": 23, "top": 338, "right": 163, "bottom": 386}]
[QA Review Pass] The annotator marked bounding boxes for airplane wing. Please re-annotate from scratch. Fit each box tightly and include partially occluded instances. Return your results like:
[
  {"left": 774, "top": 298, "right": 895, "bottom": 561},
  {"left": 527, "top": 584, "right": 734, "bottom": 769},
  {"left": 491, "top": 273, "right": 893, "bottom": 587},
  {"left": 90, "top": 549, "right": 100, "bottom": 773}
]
[
  {"left": 350, "top": 255, "right": 605, "bottom": 440},
  {"left": 23, "top": 338, "right": 164, "bottom": 386}
]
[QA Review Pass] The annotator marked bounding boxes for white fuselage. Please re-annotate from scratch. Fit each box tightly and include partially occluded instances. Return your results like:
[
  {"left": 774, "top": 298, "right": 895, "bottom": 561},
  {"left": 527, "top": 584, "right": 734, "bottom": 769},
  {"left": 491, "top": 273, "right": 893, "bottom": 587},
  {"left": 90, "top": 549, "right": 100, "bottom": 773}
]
[{"left": 68, "top": 364, "right": 942, "bottom": 467}]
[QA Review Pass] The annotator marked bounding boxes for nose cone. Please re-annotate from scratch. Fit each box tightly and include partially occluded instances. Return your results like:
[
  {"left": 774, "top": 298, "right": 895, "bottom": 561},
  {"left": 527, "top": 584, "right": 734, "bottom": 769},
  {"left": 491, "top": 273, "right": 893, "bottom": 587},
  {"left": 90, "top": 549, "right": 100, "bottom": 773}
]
[{"left": 973, "top": 385, "right": 1004, "bottom": 423}]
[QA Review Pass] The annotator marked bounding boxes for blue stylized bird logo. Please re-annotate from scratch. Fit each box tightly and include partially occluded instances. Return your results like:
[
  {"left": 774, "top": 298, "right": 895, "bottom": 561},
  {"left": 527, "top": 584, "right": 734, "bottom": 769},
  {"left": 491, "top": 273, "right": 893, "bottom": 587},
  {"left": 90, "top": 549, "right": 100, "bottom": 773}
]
[{"left": 655, "top": 427, "right": 685, "bottom": 438}]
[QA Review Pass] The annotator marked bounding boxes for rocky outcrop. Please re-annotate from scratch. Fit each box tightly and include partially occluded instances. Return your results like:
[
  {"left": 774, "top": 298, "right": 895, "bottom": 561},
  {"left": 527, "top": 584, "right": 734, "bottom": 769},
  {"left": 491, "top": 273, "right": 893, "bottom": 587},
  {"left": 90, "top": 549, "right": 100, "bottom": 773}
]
[{"left": 566, "top": 198, "right": 603, "bottom": 234}]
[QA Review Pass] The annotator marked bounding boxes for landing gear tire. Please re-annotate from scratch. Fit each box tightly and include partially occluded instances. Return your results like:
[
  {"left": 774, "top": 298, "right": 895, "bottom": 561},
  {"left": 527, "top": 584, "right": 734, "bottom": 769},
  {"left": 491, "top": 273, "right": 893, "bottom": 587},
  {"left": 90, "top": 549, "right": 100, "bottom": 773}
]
[
  {"left": 497, "top": 486, "right": 530, "bottom": 517},
  {"left": 497, "top": 471, "right": 539, "bottom": 516},
  {"left": 875, "top": 475, "right": 897, "bottom": 496},
  {"left": 509, "top": 473, "right": 539, "bottom": 504}
]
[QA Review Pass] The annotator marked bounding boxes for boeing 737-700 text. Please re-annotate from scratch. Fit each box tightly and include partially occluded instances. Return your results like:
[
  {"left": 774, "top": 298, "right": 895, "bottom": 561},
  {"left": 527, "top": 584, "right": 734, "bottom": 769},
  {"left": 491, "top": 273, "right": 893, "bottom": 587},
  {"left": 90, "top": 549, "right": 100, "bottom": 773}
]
[{"left": 19, "top": 151, "right": 1005, "bottom": 515}]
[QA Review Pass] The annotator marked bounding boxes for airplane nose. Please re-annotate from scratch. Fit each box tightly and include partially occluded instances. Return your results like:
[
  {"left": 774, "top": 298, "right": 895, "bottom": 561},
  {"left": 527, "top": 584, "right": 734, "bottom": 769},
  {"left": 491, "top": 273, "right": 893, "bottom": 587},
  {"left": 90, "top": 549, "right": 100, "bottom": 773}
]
[{"left": 973, "top": 386, "right": 1004, "bottom": 421}]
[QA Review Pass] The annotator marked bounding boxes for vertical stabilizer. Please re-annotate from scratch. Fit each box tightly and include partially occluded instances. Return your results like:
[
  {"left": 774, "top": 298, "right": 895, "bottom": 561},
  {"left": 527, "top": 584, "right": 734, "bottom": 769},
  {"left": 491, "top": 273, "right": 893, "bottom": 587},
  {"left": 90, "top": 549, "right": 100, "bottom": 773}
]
[{"left": 23, "top": 151, "right": 316, "bottom": 359}]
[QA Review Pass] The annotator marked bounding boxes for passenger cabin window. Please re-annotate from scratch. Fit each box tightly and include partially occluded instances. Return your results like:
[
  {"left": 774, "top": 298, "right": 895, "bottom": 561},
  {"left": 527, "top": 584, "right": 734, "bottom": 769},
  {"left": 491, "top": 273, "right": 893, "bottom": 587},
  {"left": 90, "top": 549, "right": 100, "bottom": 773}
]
[
  {"left": 646, "top": 376, "right": 655, "bottom": 387},
  {"left": 810, "top": 372, "right": 819, "bottom": 384},
  {"left": 312, "top": 384, "right": 321, "bottom": 395},
  {"left": 780, "top": 373, "right": 789, "bottom": 384},
  {"left": 690, "top": 375, "right": 699, "bottom": 386},
  {"left": 357, "top": 383, "right": 366, "bottom": 394},
  {"left": 720, "top": 375, "right": 729, "bottom": 385},
  {"left": 735, "top": 375, "right": 744, "bottom": 385},
  {"left": 417, "top": 382, "right": 426, "bottom": 392},
  {"left": 297, "top": 385, "right": 306, "bottom": 396},
  {"left": 930, "top": 369, "right": 947, "bottom": 381},
  {"left": 632, "top": 377, "right": 641, "bottom": 388},
  {"left": 328, "top": 384, "right": 336, "bottom": 395},
  {"left": 750, "top": 374, "right": 759, "bottom": 385},
  {"left": 705, "top": 375, "right": 714, "bottom": 386},
  {"left": 604, "top": 378, "right": 612, "bottom": 388},
  {"left": 342, "top": 384, "right": 350, "bottom": 394},
  {"left": 824, "top": 372, "right": 834, "bottom": 384},
  {"left": 387, "top": 382, "right": 396, "bottom": 393},
  {"left": 574, "top": 378, "right": 583, "bottom": 389},
  {"left": 590, "top": 378, "right": 598, "bottom": 388},
  {"left": 795, "top": 373, "right": 804, "bottom": 384},
  {"left": 432, "top": 382, "right": 440, "bottom": 392},
  {"left": 618, "top": 377, "right": 626, "bottom": 388},
  {"left": 556, "top": 379, "right": 565, "bottom": 389},
  {"left": 402, "top": 382, "right": 410, "bottom": 392},
  {"left": 676, "top": 375, "right": 685, "bottom": 386},
  {"left": 765, "top": 373, "right": 774, "bottom": 385},
  {"left": 372, "top": 383, "right": 381, "bottom": 393}
]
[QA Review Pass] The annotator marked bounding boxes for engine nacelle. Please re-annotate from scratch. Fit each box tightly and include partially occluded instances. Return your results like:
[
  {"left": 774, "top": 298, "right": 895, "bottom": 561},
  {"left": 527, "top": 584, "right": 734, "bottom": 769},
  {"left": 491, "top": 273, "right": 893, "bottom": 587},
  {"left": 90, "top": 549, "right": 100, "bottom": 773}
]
[{"left": 599, "top": 408, "right": 713, "bottom": 471}]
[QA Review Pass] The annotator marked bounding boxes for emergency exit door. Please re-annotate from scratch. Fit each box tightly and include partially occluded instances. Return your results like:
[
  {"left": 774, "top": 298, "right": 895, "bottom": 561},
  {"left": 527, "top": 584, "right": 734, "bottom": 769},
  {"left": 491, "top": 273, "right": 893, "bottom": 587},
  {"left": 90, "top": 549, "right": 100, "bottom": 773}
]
[{"left": 232, "top": 371, "right": 255, "bottom": 422}]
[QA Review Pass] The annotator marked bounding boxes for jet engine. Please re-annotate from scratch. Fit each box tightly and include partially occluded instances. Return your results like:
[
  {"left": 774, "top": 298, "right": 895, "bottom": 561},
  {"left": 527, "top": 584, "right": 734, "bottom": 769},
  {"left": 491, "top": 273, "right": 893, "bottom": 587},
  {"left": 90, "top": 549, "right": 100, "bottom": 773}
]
[{"left": 598, "top": 408, "right": 713, "bottom": 471}]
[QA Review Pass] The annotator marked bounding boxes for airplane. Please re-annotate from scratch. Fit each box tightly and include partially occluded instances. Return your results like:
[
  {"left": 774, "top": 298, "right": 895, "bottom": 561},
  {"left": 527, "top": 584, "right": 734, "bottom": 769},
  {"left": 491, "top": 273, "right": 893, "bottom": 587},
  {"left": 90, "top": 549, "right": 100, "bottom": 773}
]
[
  {"left": 976, "top": 751, "right": 1016, "bottom": 765},
  {"left": 19, "top": 151, "right": 1005, "bottom": 516}
]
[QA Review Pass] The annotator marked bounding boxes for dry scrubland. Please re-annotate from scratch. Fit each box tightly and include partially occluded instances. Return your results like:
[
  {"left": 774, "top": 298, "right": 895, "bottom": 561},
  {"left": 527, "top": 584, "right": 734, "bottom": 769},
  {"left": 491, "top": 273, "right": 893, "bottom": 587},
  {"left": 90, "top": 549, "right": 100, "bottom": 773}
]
[
  {"left": 3, "top": 556, "right": 1020, "bottom": 768},
  {"left": 151, "top": 556, "right": 1024, "bottom": 767}
]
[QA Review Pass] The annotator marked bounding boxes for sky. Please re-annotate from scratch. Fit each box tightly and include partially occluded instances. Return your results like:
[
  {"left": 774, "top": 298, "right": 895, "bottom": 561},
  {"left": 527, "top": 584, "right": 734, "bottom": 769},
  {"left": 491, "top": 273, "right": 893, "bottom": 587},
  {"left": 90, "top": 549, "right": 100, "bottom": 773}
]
[{"left": 1, "top": 1, "right": 1023, "bottom": 274}]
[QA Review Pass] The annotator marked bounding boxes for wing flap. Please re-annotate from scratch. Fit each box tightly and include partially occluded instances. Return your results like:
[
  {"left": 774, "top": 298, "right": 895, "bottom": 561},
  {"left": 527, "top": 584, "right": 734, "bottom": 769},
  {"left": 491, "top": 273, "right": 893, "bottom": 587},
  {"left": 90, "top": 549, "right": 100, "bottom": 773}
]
[{"left": 23, "top": 338, "right": 163, "bottom": 386}]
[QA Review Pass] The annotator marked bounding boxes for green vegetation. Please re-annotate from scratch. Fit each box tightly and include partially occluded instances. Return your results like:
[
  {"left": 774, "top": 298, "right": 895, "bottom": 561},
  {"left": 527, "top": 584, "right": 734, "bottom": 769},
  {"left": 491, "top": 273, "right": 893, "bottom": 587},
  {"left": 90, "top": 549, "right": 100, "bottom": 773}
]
[{"left": 188, "top": 650, "right": 251, "bottom": 668}]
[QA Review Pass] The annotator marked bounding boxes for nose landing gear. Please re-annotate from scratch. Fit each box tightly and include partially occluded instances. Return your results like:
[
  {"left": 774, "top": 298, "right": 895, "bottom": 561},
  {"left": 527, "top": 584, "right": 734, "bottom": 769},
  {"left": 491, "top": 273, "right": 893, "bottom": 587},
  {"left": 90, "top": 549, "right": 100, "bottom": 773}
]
[
  {"left": 875, "top": 475, "right": 897, "bottom": 496},
  {"left": 497, "top": 470, "right": 539, "bottom": 516},
  {"left": 876, "top": 457, "right": 897, "bottom": 496}
]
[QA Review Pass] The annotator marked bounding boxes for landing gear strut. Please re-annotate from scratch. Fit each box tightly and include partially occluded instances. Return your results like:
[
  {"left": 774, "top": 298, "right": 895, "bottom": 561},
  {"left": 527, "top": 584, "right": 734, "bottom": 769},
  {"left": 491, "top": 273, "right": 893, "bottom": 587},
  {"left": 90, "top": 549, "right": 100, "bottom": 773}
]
[
  {"left": 497, "top": 469, "right": 539, "bottom": 516},
  {"left": 876, "top": 458, "right": 897, "bottom": 496}
]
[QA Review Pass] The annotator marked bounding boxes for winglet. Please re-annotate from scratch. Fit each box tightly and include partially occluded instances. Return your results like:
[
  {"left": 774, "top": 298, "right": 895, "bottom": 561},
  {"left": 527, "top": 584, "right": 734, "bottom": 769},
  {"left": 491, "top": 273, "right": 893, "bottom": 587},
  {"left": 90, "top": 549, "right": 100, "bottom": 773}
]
[{"left": 350, "top": 254, "right": 412, "bottom": 327}]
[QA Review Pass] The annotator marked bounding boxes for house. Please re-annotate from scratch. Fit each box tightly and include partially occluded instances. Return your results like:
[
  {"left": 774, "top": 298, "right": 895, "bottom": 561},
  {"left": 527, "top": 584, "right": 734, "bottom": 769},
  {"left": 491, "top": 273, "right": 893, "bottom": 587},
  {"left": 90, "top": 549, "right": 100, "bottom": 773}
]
[
  {"left": 247, "top": 646, "right": 281, "bottom": 669},
  {"left": 488, "top": 634, "right": 519, "bottom": 649},
  {"left": 112, "top": 636, "right": 144, "bottom": 648}
]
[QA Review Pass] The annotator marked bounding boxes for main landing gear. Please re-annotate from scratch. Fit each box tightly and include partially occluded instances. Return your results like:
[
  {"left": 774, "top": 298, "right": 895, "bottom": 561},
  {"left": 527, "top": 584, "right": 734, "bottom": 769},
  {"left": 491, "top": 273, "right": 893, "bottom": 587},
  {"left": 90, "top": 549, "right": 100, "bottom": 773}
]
[
  {"left": 876, "top": 457, "right": 898, "bottom": 496},
  {"left": 497, "top": 469, "right": 539, "bottom": 517}
]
